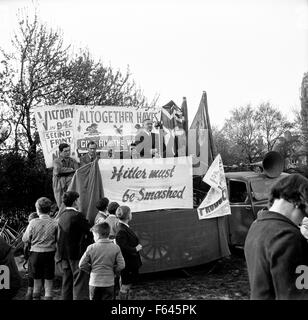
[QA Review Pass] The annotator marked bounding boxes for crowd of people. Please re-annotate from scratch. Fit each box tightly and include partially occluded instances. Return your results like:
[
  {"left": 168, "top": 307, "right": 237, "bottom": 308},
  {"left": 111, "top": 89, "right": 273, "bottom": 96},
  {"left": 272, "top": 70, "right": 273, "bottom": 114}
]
[
  {"left": 3, "top": 192, "right": 142, "bottom": 301},
  {"left": 11, "top": 173, "right": 308, "bottom": 301},
  {"left": 3, "top": 116, "right": 308, "bottom": 300}
]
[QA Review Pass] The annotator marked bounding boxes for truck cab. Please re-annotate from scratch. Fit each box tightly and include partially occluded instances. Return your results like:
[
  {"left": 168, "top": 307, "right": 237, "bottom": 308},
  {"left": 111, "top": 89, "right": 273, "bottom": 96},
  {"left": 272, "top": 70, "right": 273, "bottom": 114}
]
[{"left": 225, "top": 171, "right": 288, "bottom": 247}]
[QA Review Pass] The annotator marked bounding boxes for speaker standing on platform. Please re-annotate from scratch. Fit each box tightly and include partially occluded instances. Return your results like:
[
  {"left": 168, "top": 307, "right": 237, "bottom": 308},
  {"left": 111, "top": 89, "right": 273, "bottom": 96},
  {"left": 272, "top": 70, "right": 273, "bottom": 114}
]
[
  {"left": 79, "top": 141, "right": 99, "bottom": 167},
  {"left": 135, "top": 118, "right": 160, "bottom": 158},
  {"left": 52, "top": 143, "right": 79, "bottom": 208}
]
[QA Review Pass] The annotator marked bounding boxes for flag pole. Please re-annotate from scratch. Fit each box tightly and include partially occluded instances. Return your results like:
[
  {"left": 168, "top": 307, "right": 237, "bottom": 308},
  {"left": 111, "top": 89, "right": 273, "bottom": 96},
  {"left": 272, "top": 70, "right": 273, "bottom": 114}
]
[
  {"left": 202, "top": 91, "right": 216, "bottom": 158},
  {"left": 181, "top": 97, "right": 188, "bottom": 156}
]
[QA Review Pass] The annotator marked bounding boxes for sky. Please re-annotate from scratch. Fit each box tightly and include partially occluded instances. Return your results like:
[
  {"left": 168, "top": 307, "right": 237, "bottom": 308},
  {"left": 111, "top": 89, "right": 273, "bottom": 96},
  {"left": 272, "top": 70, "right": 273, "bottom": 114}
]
[{"left": 0, "top": 0, "right": 308, "bottom": 128}]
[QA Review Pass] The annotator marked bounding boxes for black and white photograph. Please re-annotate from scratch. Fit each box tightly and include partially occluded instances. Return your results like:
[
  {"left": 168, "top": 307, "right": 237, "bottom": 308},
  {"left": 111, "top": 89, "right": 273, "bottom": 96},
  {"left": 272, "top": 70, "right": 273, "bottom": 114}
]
[{"left": 1, "top": 0, "right": 308, "bottom": 310}]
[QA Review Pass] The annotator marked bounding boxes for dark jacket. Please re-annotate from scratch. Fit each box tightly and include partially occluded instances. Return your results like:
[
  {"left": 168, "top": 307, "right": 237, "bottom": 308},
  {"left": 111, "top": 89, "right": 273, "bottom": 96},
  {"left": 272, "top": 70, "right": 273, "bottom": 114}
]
[
  {"left": 0, "top": 238, "right": 21, "bottom": 300},
  {"left": 56, "top": 209, "right": 92, "bottom": 261},
  {"left": 115, "top": 223, "right": 142, "bottom": 271},
  {"left": 244, "top": 210, "right": 308, "bottom": 300}
]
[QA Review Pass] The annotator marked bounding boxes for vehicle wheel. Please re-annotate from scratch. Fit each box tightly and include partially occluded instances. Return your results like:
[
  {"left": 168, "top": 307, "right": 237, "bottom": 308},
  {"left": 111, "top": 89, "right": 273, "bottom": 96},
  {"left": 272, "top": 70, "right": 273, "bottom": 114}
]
[{"left": 136, "top": 231, "right": 170, "bottom": 261}]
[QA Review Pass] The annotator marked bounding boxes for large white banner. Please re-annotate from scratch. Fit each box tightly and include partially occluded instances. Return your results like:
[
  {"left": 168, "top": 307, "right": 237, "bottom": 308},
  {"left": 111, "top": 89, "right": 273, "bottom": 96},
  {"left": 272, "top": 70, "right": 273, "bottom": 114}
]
[
  {"left": 74, "top": 105, "right": 161, "bottom": 153},
  {"left": 34, "top": 105, "right": 79, "bottom": 167},
  {"left": 197, "top": 154, "right": 231, "bottom": 219},
  {"left": 98, "top": 156, "right": 193, "bottom": 212},
  {"left": 34, "top": 105, "right": 161, "bottom": 168}
]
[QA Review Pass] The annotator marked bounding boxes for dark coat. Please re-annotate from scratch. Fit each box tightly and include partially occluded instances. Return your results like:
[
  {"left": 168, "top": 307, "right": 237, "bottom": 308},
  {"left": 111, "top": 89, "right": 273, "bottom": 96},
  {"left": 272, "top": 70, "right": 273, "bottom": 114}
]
[
  {"left": 56, "top": 209, "right": 92, "bottom": 261},
  {"left": 115, "top": 223, "right": 142, "bottom": 271},
  {"left": 244, "top": 210, "right": 308, "bottom": 300}
]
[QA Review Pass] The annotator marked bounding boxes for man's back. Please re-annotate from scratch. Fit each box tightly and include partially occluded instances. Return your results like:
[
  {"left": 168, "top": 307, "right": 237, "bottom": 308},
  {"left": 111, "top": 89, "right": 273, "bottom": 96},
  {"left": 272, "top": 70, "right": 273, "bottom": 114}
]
[
  {"left": 57, "top": 209, "right": 91, "bottom": 260},
  {"left": 244, "top": 210, "right": 308, "bottom": 300}
]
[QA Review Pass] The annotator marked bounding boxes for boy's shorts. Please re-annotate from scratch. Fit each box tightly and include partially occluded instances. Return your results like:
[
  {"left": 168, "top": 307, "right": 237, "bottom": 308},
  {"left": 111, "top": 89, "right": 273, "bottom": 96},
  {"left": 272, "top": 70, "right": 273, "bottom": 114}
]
[
  {"left": 89, "top": 285, "right": 114, "bottom": 300},
  {"left": 29, "top": 251, "right": 55, "bottom": 280}
]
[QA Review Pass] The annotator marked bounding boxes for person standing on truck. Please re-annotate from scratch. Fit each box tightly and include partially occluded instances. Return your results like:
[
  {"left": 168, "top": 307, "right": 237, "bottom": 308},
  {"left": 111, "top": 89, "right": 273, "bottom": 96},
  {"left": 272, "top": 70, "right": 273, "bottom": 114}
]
[
  {"left": 79, "top": 141, "right": 99, "bottom": 167},
  {"left": 135, "top": 118, "right": 160, "bottom": 158},
  {"left": 53, "top": 143, "right": 79, "bottom": 208},
  {"left": 244, "top": 174, "right": 308, "bottom": 300}
]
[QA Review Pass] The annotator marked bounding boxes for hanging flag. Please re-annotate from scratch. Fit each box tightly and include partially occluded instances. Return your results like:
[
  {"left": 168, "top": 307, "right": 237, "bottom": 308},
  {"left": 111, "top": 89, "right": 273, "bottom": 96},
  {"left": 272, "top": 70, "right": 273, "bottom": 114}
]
[
  {"left": 56, "top": 160, "right": 104, "bottom": 225},
  {"left": 197, "top": 154, "right": 231, "bottom": 220},
  {"left": 189, "top": 91, "right": 215, "bottom": 176},
  {"left": 160, "top": 100, "right": 186, "bottom": 157}
]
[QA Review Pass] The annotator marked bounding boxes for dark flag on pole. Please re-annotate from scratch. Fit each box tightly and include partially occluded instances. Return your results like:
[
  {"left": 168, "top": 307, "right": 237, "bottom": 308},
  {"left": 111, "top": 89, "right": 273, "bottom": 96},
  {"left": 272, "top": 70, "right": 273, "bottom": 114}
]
[
  {"left": 190, "top": 91, "right": 215, "bottom": 176},
  {"left": 160, "top": 100, "right": 186, "bottom": 157},
  {"left": 56, "top": 160, "right": 104, "bottom": 225}
]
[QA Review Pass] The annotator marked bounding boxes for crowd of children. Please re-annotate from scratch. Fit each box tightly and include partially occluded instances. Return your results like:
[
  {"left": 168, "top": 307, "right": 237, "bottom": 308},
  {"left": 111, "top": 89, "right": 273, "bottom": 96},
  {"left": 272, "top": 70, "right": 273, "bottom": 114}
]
[{"left": 20, "top": 192, "right": 142, "bottom": 300}]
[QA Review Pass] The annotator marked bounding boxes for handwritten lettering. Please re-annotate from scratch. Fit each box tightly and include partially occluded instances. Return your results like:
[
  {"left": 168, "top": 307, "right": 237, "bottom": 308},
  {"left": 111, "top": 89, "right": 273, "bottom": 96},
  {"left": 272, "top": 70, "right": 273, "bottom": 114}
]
[
  {"left": 122, "top": 186, "right": 186, "bottom": 202},
  {"left": 79, "top": 110, "right": 134, "bottom": 124},
  {"left": 111, "top": 165, "right": 147, "bottom": 182},
  {"left": 38, "top": 108, "right": 74, "bottom": 131},
  {"left": 199, "top": 188, "right": 228, "bottom": 215},
  {"left": 148, "top": 166, "right": 176, "bottom": 179}
]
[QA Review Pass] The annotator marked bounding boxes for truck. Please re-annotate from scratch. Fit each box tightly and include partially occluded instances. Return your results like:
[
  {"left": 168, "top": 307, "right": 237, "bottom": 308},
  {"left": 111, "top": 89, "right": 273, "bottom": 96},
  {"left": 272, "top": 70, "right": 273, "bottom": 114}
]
[
  {"left": 125, "top": 151, "right": 287, "bottom": 273},
  {"left": 225, "top": 151, "right": 287, "bottom": 247}
]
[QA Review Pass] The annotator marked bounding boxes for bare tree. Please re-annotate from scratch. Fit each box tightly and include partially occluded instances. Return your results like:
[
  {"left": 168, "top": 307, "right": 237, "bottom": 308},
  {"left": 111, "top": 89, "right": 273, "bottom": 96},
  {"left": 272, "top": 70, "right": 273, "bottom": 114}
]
[
  {"left": 61, "top": 49, "right": 158, "bottom": 108},
  {"left": 212, "top": 126, "right": 242, "bottom": 166},
  {"left": 0, "top": 10, "right": 70, "bottom": 158},
  {"left": 223, "top": 105, "right": 264, "bottom": 163},
  {"left": 0, "top": 9, "right": 158, "bottom": 160},
  {"left": 255, "top": 102, "right": 293, "bottom": 152}
]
